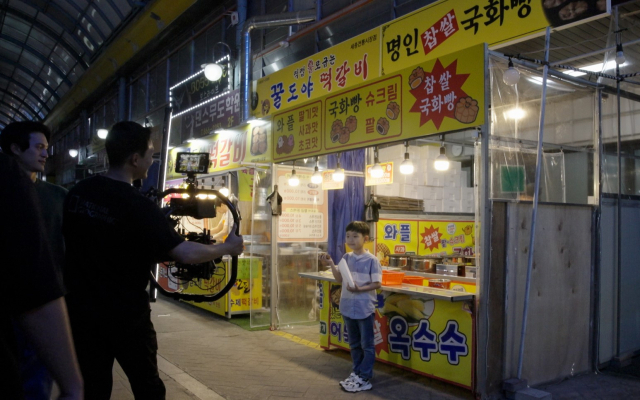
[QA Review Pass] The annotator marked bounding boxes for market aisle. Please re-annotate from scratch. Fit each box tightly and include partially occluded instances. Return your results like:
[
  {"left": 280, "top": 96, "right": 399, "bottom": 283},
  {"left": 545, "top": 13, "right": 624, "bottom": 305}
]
[
  {"left": 109, "top": 297, "right": 640, "bottom": 399},
  {"left": 110, "top": 297, "right": 474, "bottom": 400}
]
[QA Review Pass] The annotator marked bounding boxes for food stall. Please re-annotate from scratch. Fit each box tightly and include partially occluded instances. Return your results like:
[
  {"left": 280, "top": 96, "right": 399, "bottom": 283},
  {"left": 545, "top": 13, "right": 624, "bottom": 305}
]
[{"left": 252, "top": 35, "right": 486, "bottom": 386}]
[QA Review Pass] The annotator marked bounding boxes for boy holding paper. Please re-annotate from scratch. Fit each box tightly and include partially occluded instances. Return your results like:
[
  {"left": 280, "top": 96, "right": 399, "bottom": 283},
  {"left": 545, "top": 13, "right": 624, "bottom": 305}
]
[{"left": 318, "top": 221, "right": 382, "bottom": 392}]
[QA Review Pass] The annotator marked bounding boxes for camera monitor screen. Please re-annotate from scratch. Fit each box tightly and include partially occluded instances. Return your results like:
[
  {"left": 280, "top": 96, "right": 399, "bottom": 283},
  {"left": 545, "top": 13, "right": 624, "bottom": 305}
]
[{"left": 175, "top": 152, "right": 210, "bottom": 174}]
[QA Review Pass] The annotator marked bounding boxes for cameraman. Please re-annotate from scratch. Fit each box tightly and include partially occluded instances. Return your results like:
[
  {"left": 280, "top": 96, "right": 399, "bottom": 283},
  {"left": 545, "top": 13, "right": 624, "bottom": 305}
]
[{"left": 63, "top": 121, "right": 243, "bottom": 400}]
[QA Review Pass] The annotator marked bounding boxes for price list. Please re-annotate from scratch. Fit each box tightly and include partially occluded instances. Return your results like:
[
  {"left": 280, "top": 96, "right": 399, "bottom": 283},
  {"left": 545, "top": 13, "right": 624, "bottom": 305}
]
[{"left": 279, "top": 208, "right": 324, "bottom": 239}]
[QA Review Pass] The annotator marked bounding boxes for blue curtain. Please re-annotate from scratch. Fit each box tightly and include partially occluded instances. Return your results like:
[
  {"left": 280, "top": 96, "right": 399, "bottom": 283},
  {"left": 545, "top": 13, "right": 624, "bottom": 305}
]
[{"left": 327, "top": 149, "right": 365, "bottom": 261}]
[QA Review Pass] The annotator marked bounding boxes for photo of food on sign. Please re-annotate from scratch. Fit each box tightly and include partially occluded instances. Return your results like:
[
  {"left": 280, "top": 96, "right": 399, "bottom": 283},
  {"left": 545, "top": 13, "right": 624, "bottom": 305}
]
[
  {"left": 250, "top": 126, "right": 268, "bottom": 156},
  {"left": 330, "top": 117, "right": 357, "bottom": 144},
  {"left": 379, "top": 293, "right": 435, "bottom": 324},
  {"left": 276, "top": 134, "right": 295, "bottom": 154},
  {"left": 543, "top": 0, "right": 608, "bottom": 27},
  {"left": 261, "top": 99, "right": 271, "bottom": 116},
  {"left": 376, "top": 243, "right": 391, "bottom": 266}
]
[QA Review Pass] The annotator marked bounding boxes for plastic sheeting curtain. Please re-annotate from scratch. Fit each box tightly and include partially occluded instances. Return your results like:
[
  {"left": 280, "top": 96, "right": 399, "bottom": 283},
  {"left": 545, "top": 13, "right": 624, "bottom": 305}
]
[{"left": 327, "top": 149, "right": 365, "bottom": 261}]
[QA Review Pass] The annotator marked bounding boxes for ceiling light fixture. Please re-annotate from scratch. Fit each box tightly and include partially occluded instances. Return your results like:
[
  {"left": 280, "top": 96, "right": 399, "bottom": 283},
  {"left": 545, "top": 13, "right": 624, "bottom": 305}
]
[
  {"left": 370, "top": 146, "right": 384, "bottom": 178},
  {"left": 332, "top": 153, "right": 345, "bottom": 182},
  {"left": 68, "top": 149, "right": 78, "bottom": 157},
  {"left": 434, "top": 138, "right": 450, "bottom": 171},
  {"left": 311, "top": 156, "right": 323, "bottom": 184},
  {"left": 97, "top": 128, "right": 108, "bottom": 139},
  {"left": 503, "top": 58, "right": 520, "bottom": 86},
  {"left": 288, "top": 161, "right": 300, "bottom": 187},
  {"left": 400, "top": 140, "right": 414, "bottom": 175}
]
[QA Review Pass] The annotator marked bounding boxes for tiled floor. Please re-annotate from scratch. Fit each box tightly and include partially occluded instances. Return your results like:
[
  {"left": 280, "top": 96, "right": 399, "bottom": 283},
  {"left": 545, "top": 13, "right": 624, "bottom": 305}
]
[{"left": 104, "top": 298, "right": 640, "bottom": 400}]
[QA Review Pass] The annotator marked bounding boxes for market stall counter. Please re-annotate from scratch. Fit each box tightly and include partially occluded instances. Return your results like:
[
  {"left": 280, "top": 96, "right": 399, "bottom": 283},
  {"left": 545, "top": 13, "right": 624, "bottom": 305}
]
[{"left": 300, "top": 270, "right": 475, "bottom": 390}]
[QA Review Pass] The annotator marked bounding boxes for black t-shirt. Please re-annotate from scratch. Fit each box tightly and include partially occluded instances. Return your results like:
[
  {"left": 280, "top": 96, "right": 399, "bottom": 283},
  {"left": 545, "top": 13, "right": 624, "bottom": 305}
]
[
  {"left": 0, "top": 153, "right": 64, "bottom": 400},
  {"left": 34, "top": 179, "right": 68, "bottom": 284},
  {"left": 63, "top": 176, "right": 184, "bottom": 316}
]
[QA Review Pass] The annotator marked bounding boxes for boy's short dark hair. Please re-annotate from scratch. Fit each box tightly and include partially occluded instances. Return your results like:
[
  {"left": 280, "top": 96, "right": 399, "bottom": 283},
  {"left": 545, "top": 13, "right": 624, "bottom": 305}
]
[
  {"left": 105, "top": 121, "right": 151, "bottom": 167},
  {"left": 346, "top": 221, "right": 370, "bottom": 237},
  {"left": 0, "top": 121, "right": 51, "bottom": 155}
]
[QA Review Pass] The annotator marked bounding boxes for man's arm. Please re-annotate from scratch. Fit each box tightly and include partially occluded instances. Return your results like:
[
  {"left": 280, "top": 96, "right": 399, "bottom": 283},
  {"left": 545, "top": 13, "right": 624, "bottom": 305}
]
[
  {"left": 169, "top": 229, "right": 243, "bottom": 264},
  {"left": 17, "top": 298, "right": 83, "bottom": 400}
]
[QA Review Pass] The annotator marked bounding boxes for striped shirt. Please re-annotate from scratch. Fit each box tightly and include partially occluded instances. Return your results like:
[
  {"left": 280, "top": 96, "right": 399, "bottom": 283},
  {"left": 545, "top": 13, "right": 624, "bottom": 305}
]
[{"left": 339, "top": 251, "right": 382, "bottom": 319}]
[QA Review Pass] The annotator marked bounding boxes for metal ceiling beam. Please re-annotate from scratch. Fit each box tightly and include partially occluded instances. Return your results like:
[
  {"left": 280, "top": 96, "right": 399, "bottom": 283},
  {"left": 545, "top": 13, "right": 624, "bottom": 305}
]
[
  {"left": 0, "top": 57, "right": 61, "bottom": 101},
  {"left": 22, "top": 0, "right": 99, "bottom": 51},
  {"left": 0, "top": 34, "right": 73, "bottom": 87},
  {"left": 0, "top": 6, "right": 90, "bottom": 69},
  {"left": 0, "top": 98, "right": 36, "bottom": 121},
  {"left": 61, "top": 0, "right": 109, "bottom": 41},
  {"left": 45, "top": 0, "right": 199, "bottom": 128},
  {"left": 0, "top": 108, "right": 24, "bottom": 123},
  {"left": 0, "top": 75, "right": 53, "bottom": 112},
  {"left": 0, "top": 90, "right": 50, "bottom": 115}
]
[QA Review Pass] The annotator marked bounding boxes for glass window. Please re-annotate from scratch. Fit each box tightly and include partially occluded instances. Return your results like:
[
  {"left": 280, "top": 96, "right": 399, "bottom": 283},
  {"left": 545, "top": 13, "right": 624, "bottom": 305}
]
[{"left": 131, "top": 75, "right": 148, "bottom": 121}]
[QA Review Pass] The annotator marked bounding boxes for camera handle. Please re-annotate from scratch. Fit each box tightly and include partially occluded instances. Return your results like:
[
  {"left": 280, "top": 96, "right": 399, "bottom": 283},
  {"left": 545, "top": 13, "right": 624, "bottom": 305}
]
[{"left": 149, "top": 188, "right": 241, "bottom": 302}]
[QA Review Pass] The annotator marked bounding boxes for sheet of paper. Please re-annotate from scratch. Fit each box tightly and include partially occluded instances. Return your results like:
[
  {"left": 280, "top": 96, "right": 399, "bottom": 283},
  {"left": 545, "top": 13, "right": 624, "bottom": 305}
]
[{"left": 338, "top": 258, "right": 355, "bottom": 288}]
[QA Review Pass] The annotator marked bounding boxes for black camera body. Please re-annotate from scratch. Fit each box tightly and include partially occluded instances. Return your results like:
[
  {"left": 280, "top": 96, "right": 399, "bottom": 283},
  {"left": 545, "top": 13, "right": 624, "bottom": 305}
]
[{"left": 168, "top": 197, "right": 217, "bottom": 219}]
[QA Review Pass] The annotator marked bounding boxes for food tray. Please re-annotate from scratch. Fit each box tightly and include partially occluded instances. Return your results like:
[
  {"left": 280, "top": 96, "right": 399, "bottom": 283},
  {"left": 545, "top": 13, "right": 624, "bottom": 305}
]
[
  {"left": 402, "top": 276, "right": 425, "bottom": 285},
  {"left": 382, "top": 270, "right": 405, "bottom": 285}
]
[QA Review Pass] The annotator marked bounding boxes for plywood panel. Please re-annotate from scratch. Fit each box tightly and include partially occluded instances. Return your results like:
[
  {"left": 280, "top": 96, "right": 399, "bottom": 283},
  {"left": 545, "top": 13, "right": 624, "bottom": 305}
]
[{"left": 503, "top": 203, "right": 592, "bottom": 385}]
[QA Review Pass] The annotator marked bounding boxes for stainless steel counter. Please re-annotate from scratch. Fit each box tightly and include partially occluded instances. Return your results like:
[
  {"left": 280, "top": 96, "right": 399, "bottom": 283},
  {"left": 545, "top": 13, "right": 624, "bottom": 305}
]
[{"left": 299, "top": 271, "right": 474, "bottom": 302}]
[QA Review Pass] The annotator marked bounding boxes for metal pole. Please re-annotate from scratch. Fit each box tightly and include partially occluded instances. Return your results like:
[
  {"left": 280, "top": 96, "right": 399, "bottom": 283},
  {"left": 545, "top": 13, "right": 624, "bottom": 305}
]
[
  {"left": 615, "top": 7, "right": 622, "bottom": 358},
  {"left": 270, "top": 163, "right": 278, "bottom": 330},
  {"left": 517, "top": 27, "right": 551, "bottom": 379}
]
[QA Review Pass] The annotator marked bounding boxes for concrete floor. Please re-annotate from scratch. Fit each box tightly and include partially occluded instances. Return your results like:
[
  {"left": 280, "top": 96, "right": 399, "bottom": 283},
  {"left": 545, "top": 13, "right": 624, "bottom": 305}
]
[{"left": 103, "top": 298, "right": 640, "bottom": 400}]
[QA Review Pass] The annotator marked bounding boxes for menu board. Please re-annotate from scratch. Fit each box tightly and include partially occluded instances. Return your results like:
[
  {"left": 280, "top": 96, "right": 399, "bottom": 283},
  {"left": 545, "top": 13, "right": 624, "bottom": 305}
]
[{"left": 276, "top": 165, "right": 328, "bottom": 242}]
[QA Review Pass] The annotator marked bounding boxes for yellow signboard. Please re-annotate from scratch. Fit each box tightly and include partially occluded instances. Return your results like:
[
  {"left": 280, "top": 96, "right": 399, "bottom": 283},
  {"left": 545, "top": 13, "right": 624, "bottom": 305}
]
[
  {"left": 272, "top": 101, "right": 323, "bottom": 162},
  {"left": 365, "top": 161, "right": 394, "bottom": 186},
  {"left": 165, "top": 121, "right": 272, "bottom": 180},
  {"left": 320, "top": 281, "right": 474, "bottom": 388},
  {"left": 321, "top": 170, "right": 345, "bottom": 190},
  {"left": 375, "top": 218, "right": 475, "bottom": 265},
  {"left": 380, "top": 0, "right": 609, "bottom": 74},
  {"left": 269, "top": 43, "right": 485, "bottom": 163},
  {"left": 182, "top": 257, "right": 263, "bottom": 316},
  {"left": 254, "top": 29, "right": 380, "bottom": 119}
]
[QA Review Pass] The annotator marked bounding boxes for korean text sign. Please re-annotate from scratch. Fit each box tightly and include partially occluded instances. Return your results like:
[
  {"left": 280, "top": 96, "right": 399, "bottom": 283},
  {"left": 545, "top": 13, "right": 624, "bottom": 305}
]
[{"left": 271, "top": 43, "right": 485, "bottom": 162}]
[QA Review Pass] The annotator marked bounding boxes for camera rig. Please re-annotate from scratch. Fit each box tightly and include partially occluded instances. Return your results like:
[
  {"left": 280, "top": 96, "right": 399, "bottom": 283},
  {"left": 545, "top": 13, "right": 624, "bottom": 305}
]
[{"left": 148, "top": 152, "right": 241, "bottom": 303}]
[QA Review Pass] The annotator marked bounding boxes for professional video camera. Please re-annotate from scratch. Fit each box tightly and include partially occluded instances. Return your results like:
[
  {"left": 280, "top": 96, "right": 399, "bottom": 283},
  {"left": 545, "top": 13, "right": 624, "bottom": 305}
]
[{"left": 148, "top": 152, "right": 241, "bottom": 303}]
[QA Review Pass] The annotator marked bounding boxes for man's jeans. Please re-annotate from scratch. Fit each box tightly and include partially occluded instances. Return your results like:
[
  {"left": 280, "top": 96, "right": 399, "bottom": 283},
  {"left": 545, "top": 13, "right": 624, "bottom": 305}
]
[{"left": 343, "top": 314, "right": 375, "bottom": 381}]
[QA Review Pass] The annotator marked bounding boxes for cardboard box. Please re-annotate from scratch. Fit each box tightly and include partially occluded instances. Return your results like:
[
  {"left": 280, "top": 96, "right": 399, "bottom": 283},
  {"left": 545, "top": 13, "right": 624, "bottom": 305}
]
[{"left": 423, "top": 199, "right": 443, "bottom": 213}]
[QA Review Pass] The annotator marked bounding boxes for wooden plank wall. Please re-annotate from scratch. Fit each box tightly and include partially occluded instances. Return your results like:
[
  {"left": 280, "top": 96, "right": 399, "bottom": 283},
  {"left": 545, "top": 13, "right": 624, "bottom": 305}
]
[{"left": 502, "top": 203, "right": 592, "bottom": 385}]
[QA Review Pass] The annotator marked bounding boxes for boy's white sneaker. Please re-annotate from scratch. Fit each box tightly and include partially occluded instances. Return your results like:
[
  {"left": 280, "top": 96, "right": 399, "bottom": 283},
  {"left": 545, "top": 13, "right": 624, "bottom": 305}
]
[
  {"left": 343, "top": 375, "right": 372, "bottom": 392},
  {"left": 339, "top": 372, "right": 357, "bottom": 388}
]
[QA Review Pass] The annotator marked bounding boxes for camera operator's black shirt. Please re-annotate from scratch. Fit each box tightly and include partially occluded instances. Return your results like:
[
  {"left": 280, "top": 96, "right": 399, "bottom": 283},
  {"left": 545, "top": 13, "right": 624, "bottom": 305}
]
[{"left": 63, "top": 176, "right": 184, "bottom": 316}]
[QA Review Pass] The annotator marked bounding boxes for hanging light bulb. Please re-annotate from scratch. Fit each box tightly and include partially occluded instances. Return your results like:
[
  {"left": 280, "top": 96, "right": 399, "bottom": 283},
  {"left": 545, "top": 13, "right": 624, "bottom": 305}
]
[
  {"left": 288, "top": 169, "right": 300, "bottom": 186},
  {"left": 68, "top": 149, "right": 78, "bottom": 157},
  {"left": 219, "top": 186, "right": 229, "bottom": 197},
  {"left": 400, "top": 141, "right": 414, "bottom": 175},
  {"left": 311, "top": 157, "right": 323, "bottom": 184},
  {"left": 615, "top": 43, "right": 626, "bottom": 65},
  {"left": 370, "top": 147, "right": 384, "bottom": 178},
  {"left": 288, "top": 162, "right": 300, "bottom": 186},
  {"left": 97, "top": 129, "right": 108, "bottom": 139},
  {"left": 503, "top": 58, "right": 520, "bottom": 86},
  {"left": 434, "top": 142, "right": 450, "bottom": 171},
  {"left": 332, "top": 162, "right": 345, "bottom": 182}
]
